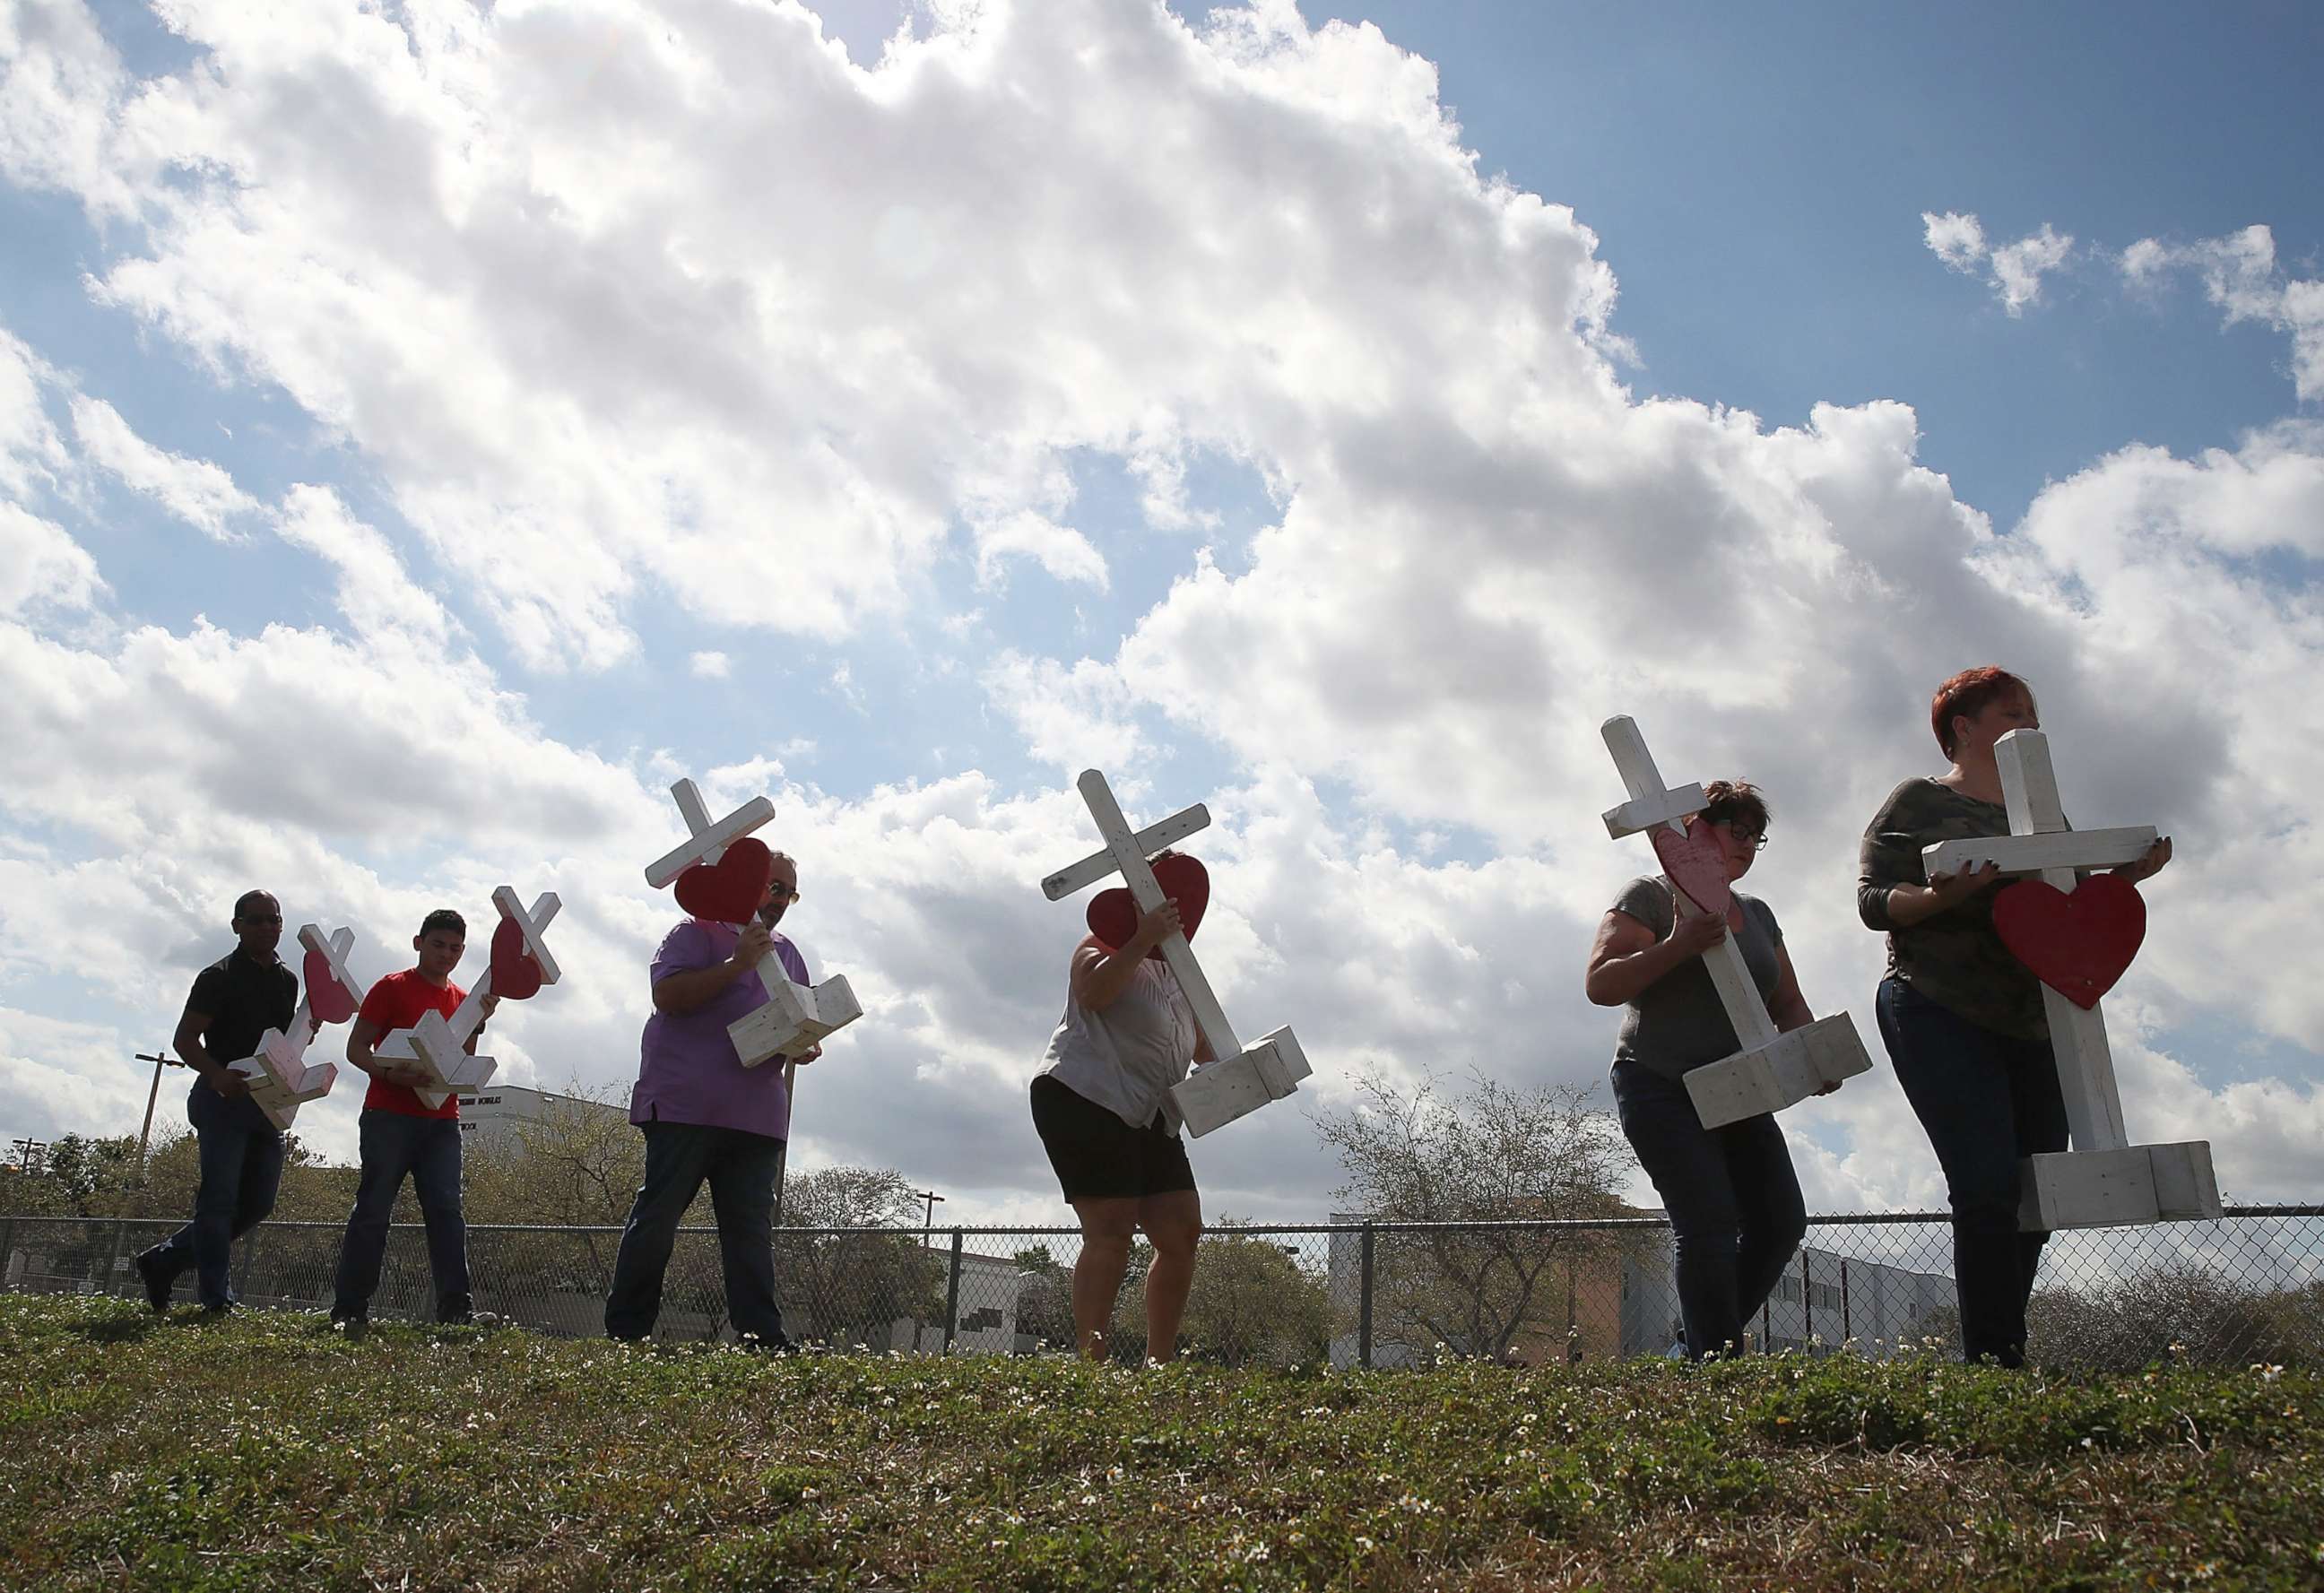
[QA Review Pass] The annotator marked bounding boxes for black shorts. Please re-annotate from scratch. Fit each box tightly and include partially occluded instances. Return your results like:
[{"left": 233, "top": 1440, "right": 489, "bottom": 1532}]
[{"left": 1029, "top": 1074, "right": 1197, "bottom": 1202}]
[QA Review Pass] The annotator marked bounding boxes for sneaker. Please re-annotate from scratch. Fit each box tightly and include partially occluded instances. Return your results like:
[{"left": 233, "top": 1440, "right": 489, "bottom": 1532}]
[
  {"left": 134, "top": 1251, "right": 172, "bottom": 1315},
  {"left": 330, "top": 1312, "right": 369, "bottom": 1340},
  {"left": 195, "top": 1301, "right": 235, "bottom": 1320}
]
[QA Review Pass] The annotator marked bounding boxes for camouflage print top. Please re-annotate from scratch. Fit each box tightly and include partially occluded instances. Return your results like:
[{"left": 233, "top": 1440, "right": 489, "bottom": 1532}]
[{"left": 1857, "top": 777, "right": 2048, "bottom": 1041}]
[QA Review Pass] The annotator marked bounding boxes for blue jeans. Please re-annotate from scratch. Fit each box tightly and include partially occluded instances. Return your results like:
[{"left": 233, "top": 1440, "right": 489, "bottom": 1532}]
[
  {"left": 1876, "top": 976, "right": 2068, "bottom": 1367},
  {"left": 331, "top": 1111, "right": 470, "bottom": 1321},
  {"left": 604, "top": 1120, "right": 788, "bottom": 1345},
  {"left": 141, "top": 1082, "right": 285, "bottom": 1309},
  {"left": 1612, "top": 1060, "right": 1806, "bottom": 1359}
]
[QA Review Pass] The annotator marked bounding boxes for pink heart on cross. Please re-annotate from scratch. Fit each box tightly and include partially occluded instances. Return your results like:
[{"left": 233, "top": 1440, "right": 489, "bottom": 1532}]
[
  {"left": 302, "top": 946, "right": 359, "bottom": 1026},
  {"left": 490, "top": 916, "right": 547, "bottom": 1001},
  {"left": 1651, "top": 816, "right": 1731, "bottom": 918}
]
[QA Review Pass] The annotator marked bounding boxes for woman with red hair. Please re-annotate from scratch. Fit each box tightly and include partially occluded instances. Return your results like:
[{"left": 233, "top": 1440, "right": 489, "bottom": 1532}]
[{"left": 1858, "top": 668, "right": 2172, "bottom": 1366}]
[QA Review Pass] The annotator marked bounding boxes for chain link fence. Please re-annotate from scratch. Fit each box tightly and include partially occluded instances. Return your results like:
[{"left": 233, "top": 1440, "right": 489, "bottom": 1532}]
[{"left": 5, "top": 1208, "right": 2319, "bottom": 1369}]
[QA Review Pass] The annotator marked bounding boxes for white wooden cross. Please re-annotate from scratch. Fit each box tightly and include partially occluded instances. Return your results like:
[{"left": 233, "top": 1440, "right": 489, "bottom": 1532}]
[
  {"left": 375, "top": 887, "right": 560, "bottom": 1111},
  {"left": 1042, "top": 769, "right": 1311, "bottom": 1138},
  {"left": 227, "top": 923, "right": 361, "bottom": 1130},
  {"left": 1600, "top": 716, "right": 1872, "bottom": 1128},
  {"left": 648, "top": 778, "right": 862, "bottom": 1068},
  {"left": 1921, "top": 728, "right": 2219, "bottom": 1229}
]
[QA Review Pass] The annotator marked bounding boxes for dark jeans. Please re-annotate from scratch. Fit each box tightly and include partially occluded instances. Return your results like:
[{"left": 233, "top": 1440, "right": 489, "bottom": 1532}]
[
  {"left": 1876, "top": 976, "right": 2069, "bottom": 1367},
  {"left": 141, "top": 1082, "right": 285, "bottom": 1309},
  {"left": 331, "top": 1110, "right": 471, "bottom": 1321},
  {"left": 604, "top": 1120, "right": 788, "bottom": 1346},
  {"left": 1613, "top": 1060, "right": 1807, "bottom": 1359}
]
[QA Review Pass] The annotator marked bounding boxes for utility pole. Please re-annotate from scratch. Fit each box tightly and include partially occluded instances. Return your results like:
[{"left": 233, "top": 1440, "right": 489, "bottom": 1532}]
[
  {"left": 7, "top": 1137, "right": 46, "bottom": 1175},
  {"left": 915, "top": 1188, "right": 945, "bottom": 1248},
  {"left": 134, "top": 1050, "right": 186, "bottom": 1164}
]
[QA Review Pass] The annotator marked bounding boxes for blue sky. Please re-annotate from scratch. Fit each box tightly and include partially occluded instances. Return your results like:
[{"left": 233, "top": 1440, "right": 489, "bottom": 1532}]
[
  {"left": 1303, "top": 0, "right": 2323, "bottom": 528},
  {"left": 2, "top": 0, "right": 2320, "bottom": 1221}
]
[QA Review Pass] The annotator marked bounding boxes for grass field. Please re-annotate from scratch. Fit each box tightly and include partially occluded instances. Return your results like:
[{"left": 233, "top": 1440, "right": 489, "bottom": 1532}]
[{"left": 3, "top": 1294, "right": 2320, "bottom": 1590}]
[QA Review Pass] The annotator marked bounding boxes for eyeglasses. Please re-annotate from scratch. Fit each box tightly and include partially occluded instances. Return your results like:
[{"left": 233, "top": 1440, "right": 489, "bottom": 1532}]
[
  {"left": 236, "top": 913, "right": 284, "bottom": 925},
  {"left": 769, "top": 886, "right": 802, "bottom": 903},
  {"left": 1712, "top": 823, "right": 1769, "bottom": 851}
]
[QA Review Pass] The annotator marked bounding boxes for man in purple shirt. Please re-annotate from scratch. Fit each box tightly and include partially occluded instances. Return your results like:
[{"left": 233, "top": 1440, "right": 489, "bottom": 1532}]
[{"left": 604, "top": 851, "right": 820, "bottom": 1345}]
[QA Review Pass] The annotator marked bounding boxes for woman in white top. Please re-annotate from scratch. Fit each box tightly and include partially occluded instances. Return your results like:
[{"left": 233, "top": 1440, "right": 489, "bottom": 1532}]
[{"left": 1029, "top": 877, "right": 1213, "bottom": 1362}]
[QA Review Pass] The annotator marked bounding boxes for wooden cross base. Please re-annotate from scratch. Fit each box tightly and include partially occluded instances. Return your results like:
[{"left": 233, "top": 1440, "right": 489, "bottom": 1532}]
[
  {"left": 376, "top": 1009, "right": 496, "bottom": 1112},
  {"left": 1683, "top": 1012, "right": 1873, "bottom": 1130},
  {"left": 730, "top": 974, "right": 863, "bottom": 1068},
  {"left": 230, "top": 1033, "right": 338, "bottom": 1131},
  {"left": 1170, "top": 1025, "right": 1312, "bottom": 1138},
  {"left": 2021, "top": 1141, "right": 2221, "bottom": 1231}
]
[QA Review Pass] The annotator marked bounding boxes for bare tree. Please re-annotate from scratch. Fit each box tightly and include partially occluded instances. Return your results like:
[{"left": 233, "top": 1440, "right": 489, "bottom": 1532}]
[
  {"left": 465, "top": 1087, "right": 644, "bottom": 1225},
  {"left": 1315, "top": 1068, "right": 1641, "bottom": 1360}
]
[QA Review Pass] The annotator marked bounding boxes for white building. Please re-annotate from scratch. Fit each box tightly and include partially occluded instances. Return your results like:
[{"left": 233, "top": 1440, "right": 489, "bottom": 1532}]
[
  {"left": 1620, "top": 1237, "right": 1956, "bottom": 1358},
  {"left": 897, "top": 1248, "right": 1037, "bottom": 1355},
  {"left": 1324, "top": 1211, "right": 1959, "bottom": 1364},
  {"left": 453, "top": 1084, "right": 629, "bottom": 1152}
]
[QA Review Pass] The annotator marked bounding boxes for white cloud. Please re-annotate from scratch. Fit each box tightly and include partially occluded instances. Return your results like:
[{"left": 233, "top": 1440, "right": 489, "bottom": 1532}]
[
  {"left": 972, "top": 510, "right": 1109, "bottom": 591},
  {"left": 2122, "top": 225, "right": 2324, "bottom": 401},
  {"left": 1921, "top": 209, "right": 1986, "bottom": 273},
  {"left": 688, "top": 649, "right": 731, "bottom": 680},
  {"left": 0, "top": 0, "right": 143, "bottom": 217},
  {"left": 983, "top": 651, "right": 1149, "bottom": 774},
  {"left": 0, "top": 327, "right": 71, "bottom": 502},
  {"left": 1988, "top": 223, "right": 2074, "bottom": 314},
  {"left": 1921, "top": 210, "right": 2072, "bottom": 313},
  {"left": 67, "top": 394, "right": 258, "bottom": 539},
  {"left": 0, "top": 501, "right": 103, "bottom": 615},
  {"left": 271, "top": 482, "right": 457, "bottom": 651}
]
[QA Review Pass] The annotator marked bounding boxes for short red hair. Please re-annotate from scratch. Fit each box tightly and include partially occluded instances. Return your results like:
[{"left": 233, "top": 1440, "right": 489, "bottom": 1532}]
[{"left": 1930, "top": 666, "right": 2034, "bottom": 758}]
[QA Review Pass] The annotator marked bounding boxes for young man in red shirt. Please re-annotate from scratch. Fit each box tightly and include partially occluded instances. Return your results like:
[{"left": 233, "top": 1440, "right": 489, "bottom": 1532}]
[{"left": 329, "top": 909, "right": 498, "bottom": 1330}]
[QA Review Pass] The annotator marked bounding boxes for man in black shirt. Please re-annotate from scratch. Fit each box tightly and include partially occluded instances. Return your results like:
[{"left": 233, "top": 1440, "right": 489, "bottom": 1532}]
[{"left": 136, "top": 889, "right": 300, "bottom": 1314}]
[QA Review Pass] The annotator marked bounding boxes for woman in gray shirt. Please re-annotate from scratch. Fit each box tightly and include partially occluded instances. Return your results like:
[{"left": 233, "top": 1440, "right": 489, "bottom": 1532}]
[{"left": 1584, "top": 781, "right": 1817, "bottom": 1359}]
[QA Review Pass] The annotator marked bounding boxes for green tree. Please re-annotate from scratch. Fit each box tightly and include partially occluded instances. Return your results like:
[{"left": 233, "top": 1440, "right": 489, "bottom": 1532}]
[
  {"left": 1180, "top": 1229, "right": 1334, "bottom": 1367},
  {"left": 1010, "top": 1244, "right": 1075, "bottom": 1352}
]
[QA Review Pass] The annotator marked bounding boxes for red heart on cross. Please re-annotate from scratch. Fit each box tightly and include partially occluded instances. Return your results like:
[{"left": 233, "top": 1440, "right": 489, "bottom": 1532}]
[
  {"left": 303, "top": 946, "right": 359, "bottom": 1026},
  {"left": 1651, "top": 815, "right": 1731, "bottom": 918},
  {"left": 490, "top": 915, "right": 546, "bottom": 1001},
  {"left": 1088, "top": 853, "right": 1210, "bottom": 960},
  {"left": 1991, "top": 873, "right": 2146, "bottom": 1010},
  {"left": 674, "top": 836, "right": 776, "bottom": 924}
]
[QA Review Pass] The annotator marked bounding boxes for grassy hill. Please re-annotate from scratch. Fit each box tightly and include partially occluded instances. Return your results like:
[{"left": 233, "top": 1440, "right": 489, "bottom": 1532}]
[{"left": 3, "top": 1294, "right": 2318, "bottom": 1590}]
